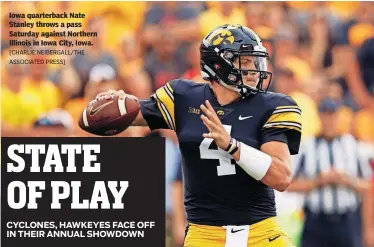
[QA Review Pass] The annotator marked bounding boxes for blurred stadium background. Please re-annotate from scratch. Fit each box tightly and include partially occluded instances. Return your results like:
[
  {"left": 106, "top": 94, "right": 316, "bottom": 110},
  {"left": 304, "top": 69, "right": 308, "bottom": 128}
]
[{"left": 1, "top": 1, "right": 374, "bottom": 247}]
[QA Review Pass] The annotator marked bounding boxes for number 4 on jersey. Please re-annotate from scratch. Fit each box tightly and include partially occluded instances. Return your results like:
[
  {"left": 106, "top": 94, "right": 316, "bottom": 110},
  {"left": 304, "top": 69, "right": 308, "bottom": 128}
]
[{"left": 199, "top": 125, "right": 236, "bottom": 176}]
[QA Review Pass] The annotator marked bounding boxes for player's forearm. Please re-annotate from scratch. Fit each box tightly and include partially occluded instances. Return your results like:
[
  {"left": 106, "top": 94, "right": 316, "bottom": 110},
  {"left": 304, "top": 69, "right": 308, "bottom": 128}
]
[
  {"left": 131, "top": 111, "right": 148, "bottom": 126},
  {"left": 232, "top": 144, "right": 291, "bottom": 192},
  {"left": 260, "top": 157, "right": 292, "bottom": 192}
]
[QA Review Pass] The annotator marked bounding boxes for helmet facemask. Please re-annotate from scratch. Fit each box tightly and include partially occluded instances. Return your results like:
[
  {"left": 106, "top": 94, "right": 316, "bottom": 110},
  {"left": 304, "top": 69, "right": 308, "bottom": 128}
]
[{"left": 216, "top": 45, "right": 272, "bottom": 97}]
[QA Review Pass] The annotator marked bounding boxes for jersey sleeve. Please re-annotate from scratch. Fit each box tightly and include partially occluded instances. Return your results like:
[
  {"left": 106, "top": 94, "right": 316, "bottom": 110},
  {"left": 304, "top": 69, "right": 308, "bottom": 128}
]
[
  {"left": 140, "top": 80, "right": 178, "bottom": 131},
  {"left": 261, "top": 96, "right": 302, "bottom": 155}
]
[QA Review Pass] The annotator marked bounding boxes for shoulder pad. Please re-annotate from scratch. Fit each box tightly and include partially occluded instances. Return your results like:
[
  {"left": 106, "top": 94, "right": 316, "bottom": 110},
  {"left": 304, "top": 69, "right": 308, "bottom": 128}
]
[
  {"left": 171, "top": 79, "right": 205, "bottom": 95},
  {"left": 263, "top": 92, "right": 300, "bottom": 112}
]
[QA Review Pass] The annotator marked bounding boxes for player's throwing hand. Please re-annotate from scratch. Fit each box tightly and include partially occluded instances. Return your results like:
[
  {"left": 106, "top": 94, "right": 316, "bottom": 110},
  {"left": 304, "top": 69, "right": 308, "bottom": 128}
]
[
  {"left": 200, "top": 100, "right": 231, "bottom": 150},
  {"left": 89, "top": 90, "right": 138, "bottom": 105}
]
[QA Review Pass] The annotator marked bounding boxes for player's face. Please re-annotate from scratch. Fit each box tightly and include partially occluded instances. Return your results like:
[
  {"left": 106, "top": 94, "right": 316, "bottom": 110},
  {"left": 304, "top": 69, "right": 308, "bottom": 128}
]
[{"left": 234, "top": 56, "right": 259, "bottom": 87}]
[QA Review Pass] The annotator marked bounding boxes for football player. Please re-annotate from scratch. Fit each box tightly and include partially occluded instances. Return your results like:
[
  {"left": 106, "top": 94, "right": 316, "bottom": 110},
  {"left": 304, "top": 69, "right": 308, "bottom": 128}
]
[{"left": 89, "top": 24, "right": 302, "bottom": 247}]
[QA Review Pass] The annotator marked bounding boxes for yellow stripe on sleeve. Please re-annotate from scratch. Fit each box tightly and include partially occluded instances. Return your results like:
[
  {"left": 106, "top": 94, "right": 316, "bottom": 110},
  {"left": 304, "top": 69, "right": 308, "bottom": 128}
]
[
  {"left": 276, "top": 105, "right": 301, "bottom": 110},
  {"left": 265, "top": 112, "right": 301, "bottom": 125},
  {"left": 166, "top": 82, "right": 173, "bottom": 94},
  {"left": 156, "top": 101, "right": 172, "bottom": 129},
  {"left": 263, "top": 123, "right": 302, "bottom": 132},
  {"left": 155, "top": 86, "right": 175, "bottom": 130}
]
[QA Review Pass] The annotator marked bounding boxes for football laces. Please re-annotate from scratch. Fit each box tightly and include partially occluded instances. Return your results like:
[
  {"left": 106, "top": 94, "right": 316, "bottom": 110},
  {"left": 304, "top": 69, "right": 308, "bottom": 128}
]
[{"left": 89, "top": 93, "right": 115, "bottom": 106}]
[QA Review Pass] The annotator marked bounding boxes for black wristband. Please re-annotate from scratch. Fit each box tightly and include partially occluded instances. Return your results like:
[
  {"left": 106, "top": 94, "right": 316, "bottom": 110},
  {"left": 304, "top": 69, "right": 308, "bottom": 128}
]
[
  {"left": 225, "top": 137, "right": 234, "bottom": 152},
  {"left": 227, "top": 138, "right": 239, "bottom": 155},
  {"left": 229, "top": 145, "right": 239, "bottom": 155}
]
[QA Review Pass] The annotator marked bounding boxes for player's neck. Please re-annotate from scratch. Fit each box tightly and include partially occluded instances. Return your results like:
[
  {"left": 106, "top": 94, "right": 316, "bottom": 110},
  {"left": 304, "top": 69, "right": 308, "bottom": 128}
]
[{"left": 211, "top": 82, "right": 240, "bottom": 106}]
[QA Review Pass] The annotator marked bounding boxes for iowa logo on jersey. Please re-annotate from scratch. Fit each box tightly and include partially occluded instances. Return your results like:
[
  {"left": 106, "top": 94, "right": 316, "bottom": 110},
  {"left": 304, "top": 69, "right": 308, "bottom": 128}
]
[{"left": 216, "top": 109, "right": 225, "bottom": 116}]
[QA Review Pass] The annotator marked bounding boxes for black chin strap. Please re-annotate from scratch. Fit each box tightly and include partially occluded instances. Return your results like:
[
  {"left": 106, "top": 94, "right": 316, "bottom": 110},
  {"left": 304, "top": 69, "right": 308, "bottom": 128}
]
[{"left": 238, "top": 84, "right": 259, "bottom": 98}]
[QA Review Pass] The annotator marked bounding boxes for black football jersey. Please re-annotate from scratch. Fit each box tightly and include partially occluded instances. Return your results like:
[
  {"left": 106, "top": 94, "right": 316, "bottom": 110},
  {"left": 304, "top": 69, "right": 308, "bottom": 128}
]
[{"left": 140, "top": 79, "right": 302, "bottom": 226}]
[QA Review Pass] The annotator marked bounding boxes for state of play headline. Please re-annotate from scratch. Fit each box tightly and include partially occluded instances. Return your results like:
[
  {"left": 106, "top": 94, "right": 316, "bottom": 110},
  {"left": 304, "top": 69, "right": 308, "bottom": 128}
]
[{"left": 6, "top": 144, "right": 128, "bottom": 210}]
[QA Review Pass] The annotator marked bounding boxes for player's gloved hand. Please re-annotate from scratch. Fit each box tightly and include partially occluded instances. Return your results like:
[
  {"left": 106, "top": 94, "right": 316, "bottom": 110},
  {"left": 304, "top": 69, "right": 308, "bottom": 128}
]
[
  {"left": 200, "top": 100, "right": 231, "bottom": 150},
  {"left": 89, "top": 90, "right": 138, "bottom": 106}
]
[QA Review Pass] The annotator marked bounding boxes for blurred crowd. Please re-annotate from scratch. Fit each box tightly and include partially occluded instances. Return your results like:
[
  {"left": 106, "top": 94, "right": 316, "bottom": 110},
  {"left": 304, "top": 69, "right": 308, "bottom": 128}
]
[{"left": 1, "top": 1, "right": 374, "bottom": 247}]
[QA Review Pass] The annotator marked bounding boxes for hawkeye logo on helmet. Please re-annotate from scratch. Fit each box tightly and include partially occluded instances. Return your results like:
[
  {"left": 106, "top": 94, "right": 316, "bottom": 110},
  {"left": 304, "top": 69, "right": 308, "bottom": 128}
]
[{"left": 208, "top": 29, "right": 235, "bottom": 46}]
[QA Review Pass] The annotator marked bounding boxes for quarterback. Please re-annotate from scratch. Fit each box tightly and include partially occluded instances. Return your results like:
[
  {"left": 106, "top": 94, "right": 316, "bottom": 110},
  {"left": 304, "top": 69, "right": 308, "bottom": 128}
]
[{"left": 90, "top": 24, "right": 302, "bottom": 247}]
